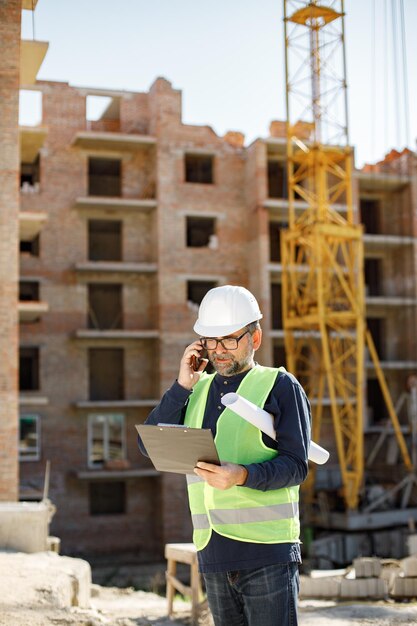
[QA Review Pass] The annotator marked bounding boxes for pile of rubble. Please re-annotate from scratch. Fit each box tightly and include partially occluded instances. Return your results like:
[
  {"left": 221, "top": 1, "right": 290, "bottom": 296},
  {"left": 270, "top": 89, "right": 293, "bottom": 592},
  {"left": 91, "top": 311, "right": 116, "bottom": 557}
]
[{"left": 300, "top": 555, "right": 417, "bottom": 600}]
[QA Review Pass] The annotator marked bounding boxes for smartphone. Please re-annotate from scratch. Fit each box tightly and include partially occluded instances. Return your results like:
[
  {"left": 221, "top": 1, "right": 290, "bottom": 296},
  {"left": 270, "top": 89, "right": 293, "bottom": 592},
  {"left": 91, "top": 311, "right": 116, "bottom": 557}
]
[{"left": 191, "top": 348, "right": 208, "bottom": 371}]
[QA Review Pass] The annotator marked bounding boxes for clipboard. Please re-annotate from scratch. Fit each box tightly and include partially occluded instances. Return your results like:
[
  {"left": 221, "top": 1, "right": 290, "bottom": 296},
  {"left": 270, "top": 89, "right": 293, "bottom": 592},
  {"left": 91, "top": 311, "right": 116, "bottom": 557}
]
[{"left": 136, "top": 423, "right": 221, "bottom": 474}]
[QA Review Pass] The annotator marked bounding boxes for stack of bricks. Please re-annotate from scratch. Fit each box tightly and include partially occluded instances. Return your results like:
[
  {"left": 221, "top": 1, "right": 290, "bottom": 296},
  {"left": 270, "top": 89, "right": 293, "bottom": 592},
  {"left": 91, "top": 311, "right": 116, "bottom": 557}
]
[
  {"left": 390, "top": 556, "right": 417, "bottom": 598},
  {"left": 299, "top": 573, "right": 341, "bottom": 599},
  {"left": 300, "top": 555, "right": 417, "bottom": 600},
  {"left": 340, "top": 558, "right": 387, "bottom": 599}
]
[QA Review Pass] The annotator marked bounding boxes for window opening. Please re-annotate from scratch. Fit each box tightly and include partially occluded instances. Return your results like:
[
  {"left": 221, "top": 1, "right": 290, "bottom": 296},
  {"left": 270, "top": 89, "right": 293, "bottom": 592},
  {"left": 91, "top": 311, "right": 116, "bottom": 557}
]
[
  {"left": 273, "top": 345, "right": 286, "bottom": 368},
  {"left": 19, "top": 90, "right": 42, "bottom": 127},
  {"left": 88, "top": 348, "right": 124, "bottom": 401},
  {"left": 365, "top": 259, "right": 382, "bottom": 296},
  {"left": 88, "top": 413, "right": 125, "bottom": 468},
  {"left": 360, "top": 199, "right": 381, "bottom": 234},
  {"left": 267, "top": 160, "right": 288, "bottom": 199},
  {"left": 88, "top": 158, "right": 121, "bottom": 197},
  {"left": 19, "top": 414, "right": 40, "bottom": 461},
  {"left": 88, "top": 220, "right": 122, "bottom": 261},
  {"left": 88, "top": 284, "right": 122, "bottom": 330},
  {"left": 19, "top": 347, "right": 40, "bottom": 391},
  {"left": 20, "top": 154, "right": 40, "bottom": 191},
  {"left": 86, "top": 95, "right": 120, "bottom": 132},
  {"left": 19, "top": 280, "right": 40, "bottom": 302},
  {"left": 269, "top": 222, "right": 288, "bottom": 262},
  {"left": 271, "top": 283, "right": 283, "bottom": 329},
  {"left": 186, "top": 217, "right": 216, "bottom": 247},
  {"left": 367, "top": 317, "right": 384, "bottom": 359},
  {"left": 367, "top": 378, "right": 388, "bottom": 424},
  {"left": 185, "top": 154, "right": 214, "bottom": 184},
  {"left": 20, "top": 235, "right": 40, "bottom": 256},
  {"left": 89, "top": 481, "right": 126, "bottom": 516},
  {"left": 187, "top": 281, "right": 217, "bottom": 307}
]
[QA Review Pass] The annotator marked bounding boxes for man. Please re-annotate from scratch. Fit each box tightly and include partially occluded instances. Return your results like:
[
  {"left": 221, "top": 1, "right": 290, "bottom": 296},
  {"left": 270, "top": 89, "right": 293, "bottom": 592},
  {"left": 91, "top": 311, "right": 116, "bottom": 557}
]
[{"left": 139, "top": 285, "right": 311, "bottom": 626}]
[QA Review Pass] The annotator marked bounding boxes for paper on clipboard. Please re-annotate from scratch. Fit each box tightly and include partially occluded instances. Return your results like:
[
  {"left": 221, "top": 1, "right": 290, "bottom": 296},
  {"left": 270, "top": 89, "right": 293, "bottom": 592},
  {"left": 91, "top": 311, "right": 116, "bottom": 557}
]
[{"left": 136, "top": 423, "right": 220, "bottom": 474}]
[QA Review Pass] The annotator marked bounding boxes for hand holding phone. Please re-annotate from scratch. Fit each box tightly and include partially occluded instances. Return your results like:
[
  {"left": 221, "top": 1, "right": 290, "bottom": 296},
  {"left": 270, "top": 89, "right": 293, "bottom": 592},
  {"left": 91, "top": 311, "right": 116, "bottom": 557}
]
[
  {"left": 191, "top": 348, "right": 208, "bottom": 371},
  {"left": 178, "top": 342, "right": 209, "bottom": 390}
]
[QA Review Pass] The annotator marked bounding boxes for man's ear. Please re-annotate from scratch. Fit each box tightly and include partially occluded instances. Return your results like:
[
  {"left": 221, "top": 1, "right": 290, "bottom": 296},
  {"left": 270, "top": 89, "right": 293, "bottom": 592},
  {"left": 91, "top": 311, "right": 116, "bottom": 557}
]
[{"left": 252, "top": 328, "right": 262, "bottom": 351}]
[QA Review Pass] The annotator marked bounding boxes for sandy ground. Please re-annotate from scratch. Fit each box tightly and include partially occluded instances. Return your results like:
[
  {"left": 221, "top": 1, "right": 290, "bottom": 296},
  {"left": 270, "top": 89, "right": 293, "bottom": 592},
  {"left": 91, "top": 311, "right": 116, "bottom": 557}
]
[
  {"left": 1, "top": 554, "right": 417, "bottom": 625},
  {"left": 2, "top": 586, "right": 417, "bottom": 626}
]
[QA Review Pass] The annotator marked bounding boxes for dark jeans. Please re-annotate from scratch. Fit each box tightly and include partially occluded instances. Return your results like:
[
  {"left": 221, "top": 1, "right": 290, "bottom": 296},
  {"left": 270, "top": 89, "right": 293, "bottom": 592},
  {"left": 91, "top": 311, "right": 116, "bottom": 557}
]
[{"left": 203, "top": 562, "right": 299, "bottom": 626}]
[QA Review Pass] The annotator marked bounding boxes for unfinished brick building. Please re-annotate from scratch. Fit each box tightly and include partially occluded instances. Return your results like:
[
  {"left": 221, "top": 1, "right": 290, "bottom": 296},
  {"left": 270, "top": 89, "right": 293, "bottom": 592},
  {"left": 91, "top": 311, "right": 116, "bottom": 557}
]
[
  {"left": 17, "top": 77, "right": 253, "bottom": 559},
  {"left": 1, "top": 0, "right": 416, "bottom": 562},
  {"left": 13, "top": 75, "right": 417, "bottom": 561}
]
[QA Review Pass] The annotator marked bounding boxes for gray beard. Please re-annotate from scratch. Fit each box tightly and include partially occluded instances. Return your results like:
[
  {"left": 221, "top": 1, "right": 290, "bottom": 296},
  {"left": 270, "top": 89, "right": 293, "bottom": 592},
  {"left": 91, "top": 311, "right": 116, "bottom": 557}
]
[{"left": 210, "top": 353, "right": 253, "bottom": 376}]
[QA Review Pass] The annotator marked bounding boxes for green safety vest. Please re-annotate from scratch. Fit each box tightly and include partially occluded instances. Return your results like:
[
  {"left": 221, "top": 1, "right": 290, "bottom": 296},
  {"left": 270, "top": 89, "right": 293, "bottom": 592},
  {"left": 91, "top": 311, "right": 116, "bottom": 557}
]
[{"left": 184, "top": 365, "right": 300, "bottom": 551}]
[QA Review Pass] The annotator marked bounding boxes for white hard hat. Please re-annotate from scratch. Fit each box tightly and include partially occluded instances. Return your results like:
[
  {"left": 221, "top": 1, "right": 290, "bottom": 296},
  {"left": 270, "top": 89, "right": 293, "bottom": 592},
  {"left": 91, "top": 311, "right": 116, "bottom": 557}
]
[{"left": 193, "top": 285, "right": 263, "bottom": 337}]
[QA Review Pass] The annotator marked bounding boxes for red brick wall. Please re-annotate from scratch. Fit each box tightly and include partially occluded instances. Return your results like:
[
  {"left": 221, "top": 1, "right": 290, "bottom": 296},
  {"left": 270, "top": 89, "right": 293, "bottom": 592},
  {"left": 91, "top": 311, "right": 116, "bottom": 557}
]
[
  {"left": 0, "top": 0, "right": 21, "bottom": 501},
  {"left": 19, "top": 81, "right": 179, "bottom": 556}
]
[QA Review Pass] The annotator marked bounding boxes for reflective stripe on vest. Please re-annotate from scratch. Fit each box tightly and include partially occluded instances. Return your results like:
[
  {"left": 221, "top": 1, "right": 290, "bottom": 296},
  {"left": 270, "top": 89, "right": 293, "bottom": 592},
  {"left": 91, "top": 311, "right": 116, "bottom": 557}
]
[
  {"left": 191, "top": 502, "right": 299, "bottom": 531},
  {"left": 184, "top": 365, "right": 300, "bottom": 550}
]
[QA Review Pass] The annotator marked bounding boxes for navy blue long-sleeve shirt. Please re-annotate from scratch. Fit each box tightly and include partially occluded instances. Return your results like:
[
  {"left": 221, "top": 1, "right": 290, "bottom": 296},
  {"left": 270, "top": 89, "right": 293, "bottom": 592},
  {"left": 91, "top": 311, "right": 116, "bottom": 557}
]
[{"left": 138, "top": 366, "right": 311, "bottom": 573}]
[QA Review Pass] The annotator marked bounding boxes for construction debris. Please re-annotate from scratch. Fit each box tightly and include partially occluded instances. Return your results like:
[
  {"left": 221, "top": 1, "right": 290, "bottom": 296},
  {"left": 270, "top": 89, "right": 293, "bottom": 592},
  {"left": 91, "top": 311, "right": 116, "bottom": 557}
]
[{"left": 300, "top": 555, "right": 417, "bottom": 601}]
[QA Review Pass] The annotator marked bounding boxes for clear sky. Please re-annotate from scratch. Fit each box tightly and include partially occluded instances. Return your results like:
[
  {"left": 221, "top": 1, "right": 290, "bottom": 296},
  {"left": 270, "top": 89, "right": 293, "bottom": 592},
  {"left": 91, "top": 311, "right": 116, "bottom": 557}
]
[{"left": 21, "top": 0, "right": 417, "bottom": 168}]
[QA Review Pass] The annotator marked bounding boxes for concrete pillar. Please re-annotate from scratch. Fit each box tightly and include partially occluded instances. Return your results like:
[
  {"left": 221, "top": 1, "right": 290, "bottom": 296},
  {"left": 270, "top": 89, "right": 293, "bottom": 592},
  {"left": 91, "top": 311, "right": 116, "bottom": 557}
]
[{"left": 0, "top": 0, "right": 21, "bottom": 500}]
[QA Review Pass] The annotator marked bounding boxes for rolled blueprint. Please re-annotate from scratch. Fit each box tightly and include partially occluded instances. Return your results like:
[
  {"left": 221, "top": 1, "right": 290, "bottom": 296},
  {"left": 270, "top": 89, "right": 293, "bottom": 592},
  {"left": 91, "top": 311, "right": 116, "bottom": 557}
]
[{"left": 221, "top": 392, "right": 330, "bottom": 465}]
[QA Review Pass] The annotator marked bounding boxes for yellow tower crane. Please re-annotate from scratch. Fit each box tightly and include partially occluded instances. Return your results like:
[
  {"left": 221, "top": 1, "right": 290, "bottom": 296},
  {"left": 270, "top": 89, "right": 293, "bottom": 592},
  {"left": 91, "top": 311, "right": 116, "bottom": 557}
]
[{"left": 281, "top": 0, "right": 412, "bottom": 511}]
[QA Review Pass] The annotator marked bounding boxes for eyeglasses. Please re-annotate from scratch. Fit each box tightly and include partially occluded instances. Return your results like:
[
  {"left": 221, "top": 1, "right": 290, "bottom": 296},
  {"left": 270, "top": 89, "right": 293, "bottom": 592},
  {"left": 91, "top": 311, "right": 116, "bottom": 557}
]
[{"left": 200, "top": 329, "right": 250, "bottom": 351}]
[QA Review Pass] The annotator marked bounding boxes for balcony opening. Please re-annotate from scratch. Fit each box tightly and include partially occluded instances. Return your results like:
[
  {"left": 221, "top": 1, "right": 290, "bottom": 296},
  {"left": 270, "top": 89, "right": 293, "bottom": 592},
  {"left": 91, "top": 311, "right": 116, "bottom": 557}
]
[
  {"left": 89, "top": 348, "right": 124, "bottom": 401},
  {"left": 360, "top": 199, "right": 381, "bottom": 234},
  {"left": 269, "top": 222, "right": 287, "bottom": 262},
  {"left": 273, "top": 345, "right": 286, "bottom": 368},
  {"left": 186, "top": 216, "right": 216, "bottom": 247},
  {"left": 366, "top": 317, "right": 384, "bottom": 359},
  {"left": 20, "top": 235, "right": 40, "bottom": 257},
  {"left": 185, "top": 154, "right": 214, "bottom": 184},
  {"left": 268, "top": 160, "right": 287, "bottom": 199},
  {"left": 19, "top": 414, "right": 40, "bottom": 461},
  {"left": 88, "top": 284, "right": 123, "bottom": 330},
  {"left": 88, "top": 157, "right": 121, "bottom": 197},
  {"left": 20, "top": 154, "right": 40, "bottom": 192},
  {"left": 365, "top": 259, "right": 383, "bottom": 296},
  {"left": 19, "top": 280, "right": 40, "bottom": 302},
  {"left": 271, "top": 283, "right": 283, "bottom": 329},
  {"left": 88, "top": 413, "right": 125, "bottom": 468},
  {"left": 19, "top": 347, "right": 40, "bottom": 391},
  {"left": 88, "top": 220, "right": 122, "bottom": 261},
  {"left": 89, "top": 481, "right": 126, "bottom": 516},
  {"left": 187, "top": 280, "right": 217, "bottom": 307},
  {"left": 86, "top": 95, "right": 120, "bottom": 133},
  {"left": 19, "top": 89, "right": 42, "bottom": 127},
  {"left": 367, "top": 378, "right": 388, "bottom": 424}
]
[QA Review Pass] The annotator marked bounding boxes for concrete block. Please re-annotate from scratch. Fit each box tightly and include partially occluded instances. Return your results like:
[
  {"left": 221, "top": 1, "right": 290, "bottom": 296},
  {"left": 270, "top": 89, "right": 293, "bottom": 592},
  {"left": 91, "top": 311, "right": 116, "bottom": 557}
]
[
  {"left": 340, "top": 577, "right": 387, "bottom": 599},
  {"left": 0, "top": 552, "right": 91, "bottom": 609},
  {"left": 380, "top": 562, "right": 402, "bottom": 584},
  {"left": 402, "top": 556, "right": 417, "bottom": 577},
  {"left": 299, "top": 575, "right": 341, "bottom": 599},
  {"left": 391, "top": 576, "right": 417, "bottom": 598},
  {"left": 0, "top": 501, "right": 55, "bottom": 553},
  {"left": 50, "top": 552, "right": 92, "bottom": 608},
  {"left": 353, "top": 557, "right": 382, "bottom": 578},
  {"left": 407, "top": 534, "right": 417, "bottom": 556}
]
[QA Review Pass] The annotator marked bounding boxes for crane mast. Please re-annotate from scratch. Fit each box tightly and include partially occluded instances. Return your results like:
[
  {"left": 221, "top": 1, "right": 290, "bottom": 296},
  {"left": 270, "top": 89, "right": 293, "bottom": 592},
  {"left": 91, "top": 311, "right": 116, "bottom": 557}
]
[{"left": 281, "top": 0, "right": 412, "bottom": 510}]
